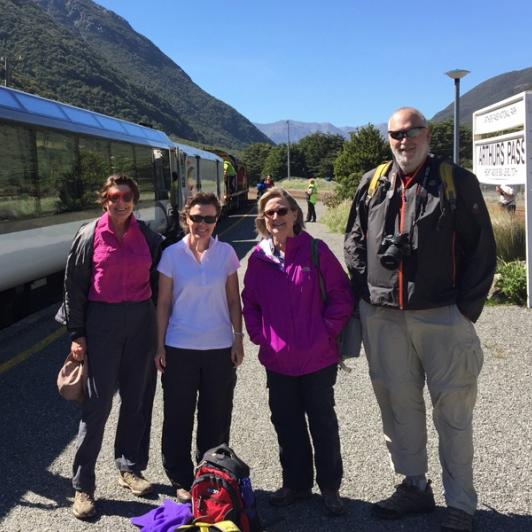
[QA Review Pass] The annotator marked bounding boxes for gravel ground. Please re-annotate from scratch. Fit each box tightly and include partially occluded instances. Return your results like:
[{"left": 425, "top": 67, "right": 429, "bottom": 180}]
[{"left": 1, "top": 200, "right": 531, "bottom": 531}]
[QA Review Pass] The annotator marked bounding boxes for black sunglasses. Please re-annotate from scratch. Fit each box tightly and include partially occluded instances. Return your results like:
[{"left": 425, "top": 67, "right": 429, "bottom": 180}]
[
  {"left": 264, "top": 207, "right": 289, "bottom": 218},
  {"left": 388, "top": 126, "right": 426, "bottom": 141},
  {"left": 188, "top": 214, "right": 217, "bottom": 224}
]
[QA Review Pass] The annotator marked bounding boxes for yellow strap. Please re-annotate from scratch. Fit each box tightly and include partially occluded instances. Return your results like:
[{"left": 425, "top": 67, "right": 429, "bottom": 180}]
[
  {"left": 177, "top": 521, "right": 241, "bottom": 532},
  {"left": 439, "top": 161, "right": 456, "bottom": 210},
  {"left": 367, "top": 161, "right": 392, "bottom": 200}
]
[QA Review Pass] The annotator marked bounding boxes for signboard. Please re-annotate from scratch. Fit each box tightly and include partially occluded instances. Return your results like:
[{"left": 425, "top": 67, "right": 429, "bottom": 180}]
[
  {"left": 473, "top": 91, "right": 532, "bottom": 186},
  {"left": 474, "top": 133, "right": 526, "bottom": 184},
  {"left": 474, "top": 98, "right": 525, "bottom": 135},
  {"left": 473, "top": 91, "right": 532, "bottom": 308}
]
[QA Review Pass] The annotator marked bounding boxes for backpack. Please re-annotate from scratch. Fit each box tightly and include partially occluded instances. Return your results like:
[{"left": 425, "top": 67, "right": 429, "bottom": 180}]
[
  {"left": 191, "top": 444, "right": 261, "bottom": 532},
  {"left": 366, "top": 159, "right": 456, "bottom": 212}
]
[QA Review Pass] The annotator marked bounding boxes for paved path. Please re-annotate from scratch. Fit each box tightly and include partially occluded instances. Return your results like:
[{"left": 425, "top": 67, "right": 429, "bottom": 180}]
[{"left": 0, "top": 200, "right": 531, "bottom": 531}]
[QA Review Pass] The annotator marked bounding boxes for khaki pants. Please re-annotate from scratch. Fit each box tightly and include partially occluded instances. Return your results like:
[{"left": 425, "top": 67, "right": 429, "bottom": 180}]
[{"left": 360, "top": 301, "right": 483, "bottom": 514}]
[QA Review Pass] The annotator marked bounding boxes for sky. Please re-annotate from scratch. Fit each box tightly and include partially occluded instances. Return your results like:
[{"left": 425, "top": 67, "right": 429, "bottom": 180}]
[{"left": 95, "top": 0, "right": 532, "bottom": 128}]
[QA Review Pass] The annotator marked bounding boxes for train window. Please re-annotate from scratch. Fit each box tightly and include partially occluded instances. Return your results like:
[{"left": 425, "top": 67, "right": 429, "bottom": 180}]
[
  {"left": 111, "top": 141, "right": 135, "bottom": 176},
  {"left": 78, "top": 136, "right": 112, "bottom": 207},
  {"left": 134, "top": 146, "right": 156, "bottom": 203},
  {"left": 0, "top": 122, "right": 37, "bottom": 221},
  {"left": 35, "top": 130, "right": 77, "bottom": 215}
]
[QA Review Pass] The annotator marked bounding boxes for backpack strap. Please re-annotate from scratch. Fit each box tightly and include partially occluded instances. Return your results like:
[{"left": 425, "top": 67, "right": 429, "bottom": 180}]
[
  {"left": 439, "top": 160, "right": 456, "bottom": 211},
  {"left": 366, "top": 161, "right": 392, "bottom": 204},
  {"left": 311, "top": 238, "right": 327, "bottom": 303}
]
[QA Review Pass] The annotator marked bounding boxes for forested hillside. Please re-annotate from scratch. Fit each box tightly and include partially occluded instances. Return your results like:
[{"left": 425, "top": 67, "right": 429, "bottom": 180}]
[{"left": 0, "top": 0, "right": 271, "bottom": 149}]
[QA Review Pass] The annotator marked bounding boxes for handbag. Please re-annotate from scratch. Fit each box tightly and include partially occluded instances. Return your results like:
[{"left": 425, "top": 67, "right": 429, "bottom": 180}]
[
  {"left": 311, "top": 239, "right": 362, "bottom": 363},
  {"left": 57, "top": 352, "right": 88, "bottom": 403}
]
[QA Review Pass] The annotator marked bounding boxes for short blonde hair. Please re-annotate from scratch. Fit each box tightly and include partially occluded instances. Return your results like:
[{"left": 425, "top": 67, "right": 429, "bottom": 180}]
[{"left": 255, "top": 186, "right": 305, "bottom": 238}]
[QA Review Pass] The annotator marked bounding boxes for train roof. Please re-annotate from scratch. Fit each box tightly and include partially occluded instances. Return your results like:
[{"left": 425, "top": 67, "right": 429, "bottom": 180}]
[
  {"left": 0, "top": 86, "right": 175, "bottom": 149},
  {"left": 174, "top": 142, "right": 224, "bottom": 162}
]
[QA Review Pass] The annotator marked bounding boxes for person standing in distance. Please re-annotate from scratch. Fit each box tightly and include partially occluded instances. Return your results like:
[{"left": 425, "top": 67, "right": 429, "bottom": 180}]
[
  {"left": 305, "top": 178, "right": 318, "bottom": 222},
  {"left": 344, "top": 107, "right": 496, "bottom": 532}
]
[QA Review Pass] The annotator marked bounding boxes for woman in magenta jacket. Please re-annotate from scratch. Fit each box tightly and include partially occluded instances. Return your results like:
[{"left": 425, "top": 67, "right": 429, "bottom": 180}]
[{"left": 242, "top": 187, "right": 353, "bottom": 517}]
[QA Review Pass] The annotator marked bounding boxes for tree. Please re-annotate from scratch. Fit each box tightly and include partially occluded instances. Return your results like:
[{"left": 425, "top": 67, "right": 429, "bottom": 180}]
[
  {"left": 262, "top": 144, "right": 307, "bottom": 180},
  {"left": 241, "top": 143, "right": 272, "bottom": 184},
  {"left": 333, "top": 124, "right": 391, "bottom": 199},
  {"left": 429, "top": 120, "right": 472, "bottom": 166},
  {"left": 297, "top": 133, "right": 344, "bottom": 178}
]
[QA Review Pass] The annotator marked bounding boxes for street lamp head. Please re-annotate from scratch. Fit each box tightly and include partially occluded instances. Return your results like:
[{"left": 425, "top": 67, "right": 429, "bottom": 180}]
[{"left": 445, "top": 69, "right": 470, "bottom": 80}]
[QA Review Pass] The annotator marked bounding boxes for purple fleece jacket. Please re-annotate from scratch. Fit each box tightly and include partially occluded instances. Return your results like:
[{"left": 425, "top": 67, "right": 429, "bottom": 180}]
[{"left": 242, "top": 231, "right": 354, "bottom": 376}]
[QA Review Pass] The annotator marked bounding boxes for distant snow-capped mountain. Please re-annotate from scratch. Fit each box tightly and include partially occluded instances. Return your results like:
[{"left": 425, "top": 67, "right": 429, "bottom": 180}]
[{"left": 254, "top": 120, "right": 386, "bottom": 144}]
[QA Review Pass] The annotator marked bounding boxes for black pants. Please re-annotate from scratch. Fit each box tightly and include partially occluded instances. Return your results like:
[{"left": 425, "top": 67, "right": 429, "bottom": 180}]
[
  {"left": 306, "top": 201, "right": 316, "bottom": 222},
  {"left": 267, "top": 364, "right": 343, "bottom": 492},
  {"left": 161, "top": 346, "right": 236, "bottom": 490},
  {"left": 72, "top": 300, "right": 156, "bottom": 493}
]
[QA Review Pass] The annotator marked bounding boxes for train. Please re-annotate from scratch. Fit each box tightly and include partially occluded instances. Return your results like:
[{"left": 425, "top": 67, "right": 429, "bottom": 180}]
[{"left": 0, "top": 86, "right": 248, "bottom": 327}]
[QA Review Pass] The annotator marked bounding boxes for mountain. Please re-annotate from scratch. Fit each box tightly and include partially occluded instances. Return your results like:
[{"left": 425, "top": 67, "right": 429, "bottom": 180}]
[
  {"left": 254, "top": 120, "right": 387, "bottom": 144},
  {"left": 432, "top": 67, "right": 532, "bottom": 125},
  {"left": 254, "top": 120, "right": 356, "bottom": 144},
  {"left": 0, "top": 0, "right": 271, "bottom": 150}
]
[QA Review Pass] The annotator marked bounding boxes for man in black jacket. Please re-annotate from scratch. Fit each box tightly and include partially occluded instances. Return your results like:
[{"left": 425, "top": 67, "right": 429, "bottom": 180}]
[{"left": 344, "top": 107, "right": 496, "bottom": 532}]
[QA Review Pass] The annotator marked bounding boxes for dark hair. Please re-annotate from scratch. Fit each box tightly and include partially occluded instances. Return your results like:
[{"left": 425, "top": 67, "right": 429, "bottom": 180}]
[
  {"left": 99, "top": 174, "right": 140, "bottom": 207},
  {"left": 255, "top": 186, "right": 304, "bottom": 238},
  {"left": 180, "top": 192, "right": 222, "bottom": 233}
]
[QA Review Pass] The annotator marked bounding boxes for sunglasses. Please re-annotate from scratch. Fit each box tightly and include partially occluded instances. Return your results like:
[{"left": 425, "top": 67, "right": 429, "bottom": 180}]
[
  {"left": 107, "top": 191, "right": 134, "bottom": 203},
  {"left": 189, "top": 214, "right": 217, "bottom": 224},
  {"left": 388, "top": 126, "right": 426, "bottom": 141},
  {"left": 264, "top": 208, "right": 290, "bottom": 218}
]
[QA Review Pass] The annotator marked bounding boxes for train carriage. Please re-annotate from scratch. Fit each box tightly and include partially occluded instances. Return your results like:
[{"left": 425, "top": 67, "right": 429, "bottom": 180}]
[
  {"left": 0, "top": 86, "right": 177, "bottom": 325},
  {"left": 0, "top": 86, "right": 248, "bottom": 327}
]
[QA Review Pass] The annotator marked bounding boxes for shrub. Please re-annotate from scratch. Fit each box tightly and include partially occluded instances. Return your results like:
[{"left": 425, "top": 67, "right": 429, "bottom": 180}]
[
  {"left": 489, "top": 207, "right": 526, "bottom": 262},
  {"left": 493, "top": 260, "right": 527, "bottom": 305},
  {"left": 322, "top": 191, "right": 344, "bottom": 209}
]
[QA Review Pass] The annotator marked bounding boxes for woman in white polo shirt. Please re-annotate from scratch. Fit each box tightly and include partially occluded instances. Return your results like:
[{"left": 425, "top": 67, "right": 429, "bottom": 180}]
[{"left": 155, "top": 192, "right": 244, "bottom": 502}]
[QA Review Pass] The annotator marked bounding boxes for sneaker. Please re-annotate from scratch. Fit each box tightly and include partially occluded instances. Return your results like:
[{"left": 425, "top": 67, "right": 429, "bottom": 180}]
[
  {"left": 269, "top": 487, "right": 312, "bottom": 507},
  {"left": 72, "top": 490, "right": 96, "bottom": 520},
  {"left": 321, "top": 489, "right": 345, "bottom": 516},
  {"left": 118, "top": 471, "right": 153, "bottom": 496},
  {"left": 441, "top": 507, "right": 474, "bottom": 531},
  {"left": 373, "top": 479, "right": 436, "bottom": 519}
]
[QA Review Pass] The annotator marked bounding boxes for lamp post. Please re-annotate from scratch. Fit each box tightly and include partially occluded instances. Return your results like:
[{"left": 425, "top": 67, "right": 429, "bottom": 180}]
[
  {"left": 445, "top": 69, "right": 470, "bottom": 164},
  {"left": 286, "top": 120, "right": 291, "bottom": 179}
]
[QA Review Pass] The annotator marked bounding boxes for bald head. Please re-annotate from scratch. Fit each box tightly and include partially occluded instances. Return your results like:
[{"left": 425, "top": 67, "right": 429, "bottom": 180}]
[
  {"left": 387, "top": 107, "right": 428, "bottom": 130},
  {"left": 388, "top": 107, "right": 431, "bottom": 173}
]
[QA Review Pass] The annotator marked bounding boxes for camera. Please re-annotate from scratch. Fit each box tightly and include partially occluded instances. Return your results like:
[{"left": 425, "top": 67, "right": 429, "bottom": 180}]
[{"left": 378, "top": 233, "right": 411, "bottom": 270}]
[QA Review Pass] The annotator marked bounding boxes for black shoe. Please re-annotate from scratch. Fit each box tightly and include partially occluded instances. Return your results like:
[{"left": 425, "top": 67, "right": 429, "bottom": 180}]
[
  {"left": 441, "top": 507, "right": 473, "bottom": 531},
  {"left": 269, "top": 487, "right": 312, "bottom": 507},
  {"left": 322, "top": 489, "right": 345, "bottom": 516},
  {"left": 373, "top": 479, "right": 435, "bottom": 519}
]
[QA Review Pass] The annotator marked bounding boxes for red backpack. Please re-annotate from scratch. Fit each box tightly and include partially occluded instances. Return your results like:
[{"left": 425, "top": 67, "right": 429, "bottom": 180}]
[{"left": 191, "top": 444, "right": 261, "bottom": 532}]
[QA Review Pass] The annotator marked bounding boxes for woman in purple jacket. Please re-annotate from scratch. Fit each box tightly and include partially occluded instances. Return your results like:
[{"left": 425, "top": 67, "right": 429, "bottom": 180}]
[{"left": 242, "top": 187, "right": 353, "bottom": 516}]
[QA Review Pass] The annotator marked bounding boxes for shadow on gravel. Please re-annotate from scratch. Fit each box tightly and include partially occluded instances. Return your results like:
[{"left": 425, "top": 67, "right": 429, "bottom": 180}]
[
  {"left": 254, "top": 490, "right": 532, "bottom": 532},
  {"left": 215, "top": 201, "right": 258, "bottom": 261},
  {"left": 0, "top": 329, "right": 76, "bottom": 519}
]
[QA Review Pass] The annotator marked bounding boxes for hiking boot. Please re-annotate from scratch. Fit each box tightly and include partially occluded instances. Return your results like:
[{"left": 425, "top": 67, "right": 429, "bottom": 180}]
[
  {"left": 441, "top": 507, "right": 474, "bottom": 531},
  {"left": 72, "top": 490, "right": 96, "bottom": 520},
  {"left": 176, "top": 488, "right": 192, "bottom": 503},
  {"left": 269, "top": 487, "right": 312, "bottom": 507},
  {"left": 373, "top": 479, "right": 435, "bottom": 519},
  {"left": 321, "top": 489, "right": 345, "bottom": 516},
  {"left": 118, "top": 471, "right": 153, "bottom": 496}
]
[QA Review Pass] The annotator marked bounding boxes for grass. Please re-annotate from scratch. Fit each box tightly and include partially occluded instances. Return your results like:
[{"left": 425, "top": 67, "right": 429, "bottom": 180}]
[
  {"left": 321, "top": 199, "right": 352, "bottom": 234},
  {"left": 276, "top": 177, "right": 337, "bottom": 193},
  {"left": 488, "top": 206, "right": 526, "bottom": 262}
]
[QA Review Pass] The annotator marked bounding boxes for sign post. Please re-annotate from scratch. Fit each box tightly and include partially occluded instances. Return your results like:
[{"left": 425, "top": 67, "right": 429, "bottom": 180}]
[{"left": 473, "top": 91, "right": 532, "bottom": 307}]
